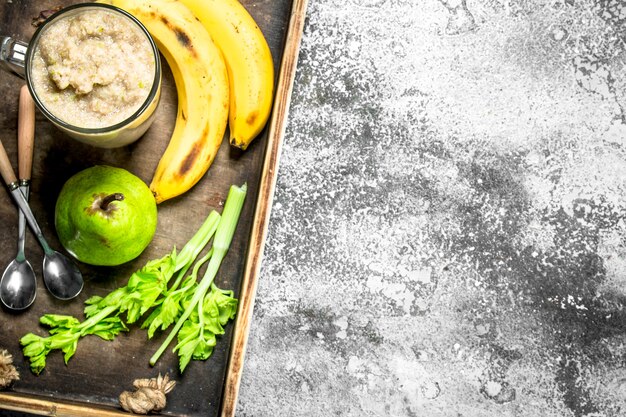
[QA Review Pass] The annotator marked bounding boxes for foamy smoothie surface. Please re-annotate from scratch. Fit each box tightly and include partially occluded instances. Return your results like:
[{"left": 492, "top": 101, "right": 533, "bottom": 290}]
[{"left": 31, "top": 8, "right": 156, "bottom": 129}]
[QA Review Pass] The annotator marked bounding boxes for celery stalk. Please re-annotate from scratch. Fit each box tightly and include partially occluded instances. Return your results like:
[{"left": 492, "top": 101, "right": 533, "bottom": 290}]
[
  {"left": 171, "top": 210, "right": 221, "bottom": 284},
  {"left": 150, "top": 183, "right": 247, "bottom": 366}
]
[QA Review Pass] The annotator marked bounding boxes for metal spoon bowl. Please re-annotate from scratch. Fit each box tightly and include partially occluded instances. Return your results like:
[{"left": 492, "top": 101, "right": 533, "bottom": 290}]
[
  {"left": 0, "top": 184, "right": 37, "bottom": 310},
  {"left": 0, "top": 258, "right": 36, "bottom": 310},
  {"left": 43, "top": 250, "right": 83, "bottom": 300}
]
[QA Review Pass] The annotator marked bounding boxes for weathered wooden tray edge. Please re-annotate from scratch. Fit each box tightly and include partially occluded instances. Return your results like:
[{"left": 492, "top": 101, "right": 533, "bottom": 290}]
[
  {"left": 0, "top": 0, "right": 309, "bottom": 415},
  {"left": 220, "top": 0, "right": 309, "bottom": 414}
]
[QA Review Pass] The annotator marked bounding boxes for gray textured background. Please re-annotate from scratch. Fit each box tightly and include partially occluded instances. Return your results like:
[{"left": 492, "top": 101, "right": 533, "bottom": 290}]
[{"left": 237, "top": 0, "right": 626, "bottom": 416}]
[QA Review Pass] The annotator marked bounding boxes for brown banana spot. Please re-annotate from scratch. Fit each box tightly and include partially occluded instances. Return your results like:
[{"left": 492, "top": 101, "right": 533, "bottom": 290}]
[
  {"left": 178, "top": 123, "right": 210, "bottom": 176},
  {"left": 246, "top": 111, "right": 258, "bottom": 126},
  {"left": 174, "top": 28, "right": 192, "bottom": 49},
  {"left": 159, "top": 16, "right": 196, "bottom": 57},
  {"left": 178, "top": 142, "right": 201, "bottom": 177}
]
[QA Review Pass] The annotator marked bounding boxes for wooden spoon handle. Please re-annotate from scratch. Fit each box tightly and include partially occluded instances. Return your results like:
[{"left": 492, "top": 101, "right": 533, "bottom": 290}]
[
  {"left": 18, "top": 85, "right": 35, "bottom": 182},
  {"left": 0, "top": 137, "right": 17, "bottom": 186}
]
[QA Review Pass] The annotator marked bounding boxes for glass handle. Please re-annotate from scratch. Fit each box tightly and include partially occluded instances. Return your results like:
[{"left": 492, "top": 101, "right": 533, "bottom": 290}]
[{"left": 0, "top": 36, "right": 27, "bottom": 78}]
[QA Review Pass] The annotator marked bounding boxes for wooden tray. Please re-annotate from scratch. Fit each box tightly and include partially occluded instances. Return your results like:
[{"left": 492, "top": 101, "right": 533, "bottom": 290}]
[{"left": 0, "top": 0, "right": 307, "bottom": 416}]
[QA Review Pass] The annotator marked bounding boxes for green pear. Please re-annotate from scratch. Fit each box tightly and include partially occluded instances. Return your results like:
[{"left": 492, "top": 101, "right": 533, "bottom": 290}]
[{"left": 55, "top": 166, "right": 158, "bottom": 266}]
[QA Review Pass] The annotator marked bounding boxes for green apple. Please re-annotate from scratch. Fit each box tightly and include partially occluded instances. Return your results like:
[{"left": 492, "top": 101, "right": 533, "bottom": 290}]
[{"left": 55, "top": 166, "right": 158, "bottom": 266}]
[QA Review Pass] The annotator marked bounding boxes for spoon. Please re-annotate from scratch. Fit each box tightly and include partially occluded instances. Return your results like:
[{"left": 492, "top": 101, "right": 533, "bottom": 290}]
[
  {"left": 0, "top": 122, "right": 83, "bottom": 301},
  {"left": 0, "top": 86, "right": 37, "bottom": 310}
]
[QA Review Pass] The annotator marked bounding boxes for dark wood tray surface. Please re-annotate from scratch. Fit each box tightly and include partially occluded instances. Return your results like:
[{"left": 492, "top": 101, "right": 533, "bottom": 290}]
[{"left": 0, "top": 0, "right": 295, "bottom": 416}]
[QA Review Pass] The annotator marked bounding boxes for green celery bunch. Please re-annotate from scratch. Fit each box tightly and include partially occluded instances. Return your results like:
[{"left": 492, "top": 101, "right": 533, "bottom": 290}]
[
  {"left": 20, "top": 210, "right": 221, "bottom": 375},
  {"left": 149, "top": 183, "right": 246, "bottom": 371}
]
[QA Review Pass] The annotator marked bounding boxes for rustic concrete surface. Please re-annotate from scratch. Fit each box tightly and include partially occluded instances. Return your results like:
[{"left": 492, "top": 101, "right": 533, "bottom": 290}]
[{"left": 237, "top": 0, "right": 626, "bottom": 416}]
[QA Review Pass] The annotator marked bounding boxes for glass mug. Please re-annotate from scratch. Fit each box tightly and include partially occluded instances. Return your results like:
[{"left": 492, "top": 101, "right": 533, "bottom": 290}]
[{"left": 0, "top": 3, "right": 161, "bottom": 148}]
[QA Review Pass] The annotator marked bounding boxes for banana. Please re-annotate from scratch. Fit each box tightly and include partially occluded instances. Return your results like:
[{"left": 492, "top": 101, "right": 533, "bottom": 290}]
[
  {"left": 101, "top": 0, "right": 229, "bottom": 203},
  {"left": 179, "top": 0, "right": 274, "bottom": 150}
]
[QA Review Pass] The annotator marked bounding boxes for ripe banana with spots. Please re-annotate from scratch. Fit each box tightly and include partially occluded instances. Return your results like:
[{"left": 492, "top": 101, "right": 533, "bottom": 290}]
[
  {"left": 101, "top": 0, "right": 229, "bottom": 203},
  {"left": 179, "top": 0, "right": 275, "bottom": 150}
]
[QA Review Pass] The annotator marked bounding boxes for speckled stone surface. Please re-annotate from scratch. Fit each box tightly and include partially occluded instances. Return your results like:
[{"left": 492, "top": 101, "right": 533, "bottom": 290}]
[{"left": 236, "top": 0, "right": 626, "bottom": 416}]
